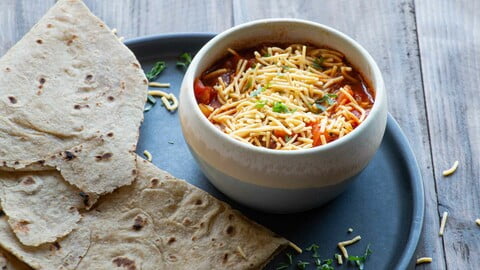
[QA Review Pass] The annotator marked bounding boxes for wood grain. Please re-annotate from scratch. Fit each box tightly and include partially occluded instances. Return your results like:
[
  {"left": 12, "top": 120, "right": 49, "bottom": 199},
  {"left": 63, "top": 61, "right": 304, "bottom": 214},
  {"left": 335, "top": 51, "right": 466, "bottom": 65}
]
[
  {"left": 233, "top": 1, "right": 445, "bottom": 268},
  {"left": 416, "top": 0, "right": 480, "bottom": 268}
]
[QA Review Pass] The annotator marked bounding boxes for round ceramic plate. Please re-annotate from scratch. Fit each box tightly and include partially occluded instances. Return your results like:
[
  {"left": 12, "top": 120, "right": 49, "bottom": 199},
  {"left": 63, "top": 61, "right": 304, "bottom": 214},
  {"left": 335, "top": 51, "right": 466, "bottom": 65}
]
[{"left": 126, "top": 33, "right": 424, "bottom": 270}]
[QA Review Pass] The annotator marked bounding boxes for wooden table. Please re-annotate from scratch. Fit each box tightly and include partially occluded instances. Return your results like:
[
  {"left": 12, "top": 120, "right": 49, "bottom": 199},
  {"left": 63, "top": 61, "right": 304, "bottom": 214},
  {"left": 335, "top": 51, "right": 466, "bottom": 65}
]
[{"left": 0, "top": 1, "right": 478, "bottom": 269}]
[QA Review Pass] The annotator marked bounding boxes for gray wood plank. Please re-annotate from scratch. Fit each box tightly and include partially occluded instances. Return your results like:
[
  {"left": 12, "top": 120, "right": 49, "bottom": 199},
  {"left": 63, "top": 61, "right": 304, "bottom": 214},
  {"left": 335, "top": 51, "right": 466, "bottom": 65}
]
[
  {"left": 416, "top": 0, "right": 480, "bottom": 268},
  {"left": 233, "top": 1, "right": 445, "bottom": 269},
  {"left": 0, "top": 0, "right": 56, "bottom": 55},
  {"left": 82, "top": 0, "right": 233, "bottom": 38},
  {"left": 0, "top": 0, "right": 233, "bottom": 56}
]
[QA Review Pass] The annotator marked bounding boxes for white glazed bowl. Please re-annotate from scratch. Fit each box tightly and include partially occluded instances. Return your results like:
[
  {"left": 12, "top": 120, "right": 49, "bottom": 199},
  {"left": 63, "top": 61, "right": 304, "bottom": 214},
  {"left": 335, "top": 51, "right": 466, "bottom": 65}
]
[{"left": 179, "top": 19, "right": 387, "bottom": 213}]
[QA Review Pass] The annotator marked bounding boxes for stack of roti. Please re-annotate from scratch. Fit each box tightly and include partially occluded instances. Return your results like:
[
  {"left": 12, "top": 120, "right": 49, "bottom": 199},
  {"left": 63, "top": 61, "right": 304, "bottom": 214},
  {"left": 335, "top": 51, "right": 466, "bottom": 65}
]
[{"left": 0, "top": 0, "right": 287, "bottom": 269}]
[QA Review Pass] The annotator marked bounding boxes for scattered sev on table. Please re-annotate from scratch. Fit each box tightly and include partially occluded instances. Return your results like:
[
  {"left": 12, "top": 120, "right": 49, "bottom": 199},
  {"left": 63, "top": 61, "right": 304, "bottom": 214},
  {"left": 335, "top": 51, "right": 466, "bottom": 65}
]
[
  {"left": 143, "top": 150, "right": 152, "bottom": 162},
  {"left": 442, "top": 160, "right": 459, "bottom": 176},
  {"left": 148, "top": 90, "right": 179, "bottom": 112},
  {"left": 335, "top": 253, "right": 343, "bottom": 265},
  {"left": 439, "top": 211, "right": 448, "bottom": 236},
  {"left": 416, "top": 257, "right": 433, "bottom": 265},
  {"left": 288, "top": 241, "right": 303, "bottom": 254},
  {"left": 149, "top": 82, "right": 171, "bottom": 88},
  {"left": 337, "top": 235, "right": 362, "bottom": 259}
]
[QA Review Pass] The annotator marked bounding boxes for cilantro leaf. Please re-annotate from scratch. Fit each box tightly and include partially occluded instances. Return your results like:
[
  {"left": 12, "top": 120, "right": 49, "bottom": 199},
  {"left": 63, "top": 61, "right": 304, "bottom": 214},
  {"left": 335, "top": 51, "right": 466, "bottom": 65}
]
[
  {"left": 297, "top": 260, "right": 310, "bottom": 270},
  {"left": 315, "top": 103, "right": 327, "bottom": 112},
  {"left": 319, "top": 259, "right": 334, "bottom": 270},
  {"left": 306, "top": 243, "right": 320, "bottom": 258},
  {"left": 286, "top": 253, "right": 293, "bottom": 264},
  {"left": 255, "top": 100, "right": 267, "bottom": 109},
  {"left": 243, "top": 78, "right": 253, "bottom": 91},
  {"left": 176, "top": 52, "right": 192, "bottom": 70},
  {"left": 276, "top": 263, "right": 289, "bottom": 270},
  {"left": 316, "top": 93, "right": 338, "bottom": 106},
  {"left": 272, "top": 102, "right": 290, "bottom": 113},
  {"left": 313, "top": 57, "right": 325, "bottom": 70},
  {"left": 347, "top": 244, "right": 372, "bottom": 270},
  {"left": 146, "top": 61, "right": 166, "bottom": 81},
  {"left": 250, "top": 86, "right": 265, "bottom": 97}
]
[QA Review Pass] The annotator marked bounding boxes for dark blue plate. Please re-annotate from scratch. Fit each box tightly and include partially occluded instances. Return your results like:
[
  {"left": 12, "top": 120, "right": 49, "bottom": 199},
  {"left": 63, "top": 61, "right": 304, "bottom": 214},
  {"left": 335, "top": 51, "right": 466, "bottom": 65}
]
[{"left": 126, "top": 33, "right": 424, "bottom": 270}]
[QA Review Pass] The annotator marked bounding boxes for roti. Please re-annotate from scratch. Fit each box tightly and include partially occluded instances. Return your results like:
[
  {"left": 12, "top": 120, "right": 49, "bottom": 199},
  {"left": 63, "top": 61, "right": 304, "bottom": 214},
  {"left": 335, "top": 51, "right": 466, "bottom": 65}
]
[
  {"left": 0, "top": 170, "right": 95, "bottom": 247},
  {"left": 0, "top": 0, "right": 147, "bottom": 195},
  {"left": 0, "top": 158, "right": 287, "bottom": 269}
]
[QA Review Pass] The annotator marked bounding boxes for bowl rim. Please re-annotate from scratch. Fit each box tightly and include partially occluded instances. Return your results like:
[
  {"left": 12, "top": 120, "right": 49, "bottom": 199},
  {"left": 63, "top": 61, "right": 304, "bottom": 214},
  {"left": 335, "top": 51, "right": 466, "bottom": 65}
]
[{"left": 182, "top": 18, "right": 386, "bottom": 156}]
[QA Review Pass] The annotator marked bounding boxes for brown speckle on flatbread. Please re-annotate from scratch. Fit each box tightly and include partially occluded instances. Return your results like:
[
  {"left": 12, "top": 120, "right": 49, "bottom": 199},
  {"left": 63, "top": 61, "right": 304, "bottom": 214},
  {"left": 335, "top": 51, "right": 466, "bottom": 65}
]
[
  {"left": 0, "top": 210, "right": 4, "bottom": 217},
  {"left": 132, "top": 215, "right": 147, "bottom": 231},
  {"left": 112, "top": 257, "right": 136, "bottom": 270},
  {"left": 107, "top": 132, "right": 114, "bottom": 137},
  {"left": 64, "top": 151, "right": 76, "bottom": 160},
  {"left": 226, "top": 225, "right": 235, "bottom": 236},
  {"left": 167, "top": 237, "right": 176, "bottom": 245},
  {"left": 52, "top": 242, "right": 61, "bottom": 250},
  {"left": 85, "top": 74, "right": 93, "bottom": 81},
  {"left": 79, "top": 192, "right": 90, "bottom": 207},
  {"left": 195, "top": 199, "right": 203, "bottom": 205},
  {"left": 183, "top": 218, "right": 192, "bottom": 226},
  {"left": 13, "top": 220, "right": 30, "bottom": 233},
  {"left": 36, "top": 39, "right": 43, "bottom": 44},
  {"left": 143, "top": 79, "right": 148, "bottom": 85},
  {"left": 74, "top": 104, "right": 81, "bottom": 110},
  {"left": 150, "top": 178, "right": 159, "bottom": 187},
  {"left": 107, "top": 96, "right": 115, "bottom": 102},
  {"left": 47, "top": 23, "right": 53, "bottom": 28},
  {"left": 228, "top": 214, "right": 234, "bottom": 221},
  {"left": 8, "top": 96, "right": 17, "bottom": 104},
  {"left": 5, "top": 67, "right": 11, "bottom": 72},
  {"left": 131, "top": 169, "right": 137, "bottom": 176},
  {"left": 222, "top": 253, "right": 229, "bottom": 264},
  {"left": 95, "top": 152, "right": 113, "bottom": 161},
  {"left": 66, "top": 35, "right": 78, "bottom": 46},
  {"left": 132, "top": 63, "right": 140, "bottom": 68},
  {"left": 167, "top": 254, "right": 177, "bottom": 262},
  {"left": 21, "top": 177, "right": 35, "bottom": 185}
]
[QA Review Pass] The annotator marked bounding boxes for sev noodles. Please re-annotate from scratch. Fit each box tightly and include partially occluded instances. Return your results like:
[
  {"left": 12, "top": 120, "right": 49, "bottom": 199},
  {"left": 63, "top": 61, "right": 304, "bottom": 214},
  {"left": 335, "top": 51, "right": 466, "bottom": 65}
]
[{"left": 195, "top": 44, "right": 374, "bottom": 150}]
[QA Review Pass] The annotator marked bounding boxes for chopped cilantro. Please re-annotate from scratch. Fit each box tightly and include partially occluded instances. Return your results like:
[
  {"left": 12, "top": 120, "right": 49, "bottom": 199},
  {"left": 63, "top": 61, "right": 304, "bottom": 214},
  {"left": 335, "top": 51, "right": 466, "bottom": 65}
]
[
  {"left": 176, "top": 52, "right": 192, "bottom": 70},
  {"left": 255, "top": 100, "right": 267, "bottom": 109},
  {"left": 306, "top": 243, "right": 320, "bottom": 258},
  {"left": 272, "top": 102, "right": 290, "bottom": 113},
  {"left": 297, "top": 260, "right": 310, "bottom": 270},
  {"left": 316, "top": 93, "right": 338, "bottom": 106},
  {"left": 147, "top": 94, "right": 157, "bottom": 104},
  {"left": 347, "top": 244, "right": 372, "bottom": 270},
  {"left": 286, "top": 253, "right": 293, "bottom": 264},
  {"left": 146, "top": 61, "right": 166, "bottom": 81},
  {"left": 250, "top": 86, "right": 265, "bottom": 97},
  {"left": 263, "top": 52, "right": 271, "bottom": 57},
  {"left": 315, "top": 103, "right": 327, "bottom": 112},
  {"left": 313, "top": 57, "right": 325, "bottom": 70},
  {"left": 243, "top": 78, "right": 253, "bottom": 91}
]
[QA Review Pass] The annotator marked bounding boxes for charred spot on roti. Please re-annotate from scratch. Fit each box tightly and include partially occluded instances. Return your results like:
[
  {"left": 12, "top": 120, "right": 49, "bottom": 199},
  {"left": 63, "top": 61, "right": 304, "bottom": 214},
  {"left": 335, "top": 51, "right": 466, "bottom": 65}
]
[
  {"left": 14, "top": 161, "right": 19, "bottom": 165},
  {"left": 107, "top": 132, "right": 114, "bottom": 137},
  {"left": 13, "top": 220, "right": 30, "bottom": 233},
  {"left": 95, "top": 152, "right": 113, "bottom": 161},
  {"left": 74, "top": 104, "right": 81, "bottom": 110},
  {"left": 39, "top": 77, "right": 46, "bottom": 84},
  {"left": 120, "top": 81, "right": 126, "bottom": 89},
  {"left": 38, "top": 159, "right": 45, "bottom": 165},
  {"left": 52, "top": 242, "right": 61, "bottom": 250},
  {"left": 79, "top": 192, "right": 90, "bottom": 207},
  {"left": 143, "top": 79, "right": 148, "bottom": 85},
  {"left": 47, "top": 23, "right": 53, "bottom": 28},
  {"left": 36, "top": 39, "right": 43, "bottom": 44},
  {"left": 228, "top": 214, "right": 234, "bottom": 221},
  {"left": 167, "top": 237, "right": 176, "bottom": 245},
  {"left": 0, "top": 210, "right": 4, "bottom": 217},
  {"left": 66, "top": 34, "right": 78, "bottom": 46},
  {"left": 107, "top": 96, "right": 115, "bottom": 102},
  {"left": 167, "top": 254, "right": 178, "bottom": 262},
  {"left": 5, "top": 67, "right": 11, "bottom": 72},
  {"left": 150, "top": 178, "right": 159, "bottom": 186},
  {"left": 112, "top": 257, "right": 136, "bottom": 270},
  {"left": 85, "top": 74, "right": 93, "bottom": 81},
  {"left": 183, "top": 218, "right": 192, "bottom": 226},
  {"left": 132, "top": 63, "right": 140, "bottom": 68},
  {"left": 7, "top": 96, "right": 17, "bottom": 104},
  {"left": 132, "top": 215, "right": 147, "bottom": 231},
  {"left": 131, "top": 169, "right": 137, "bottom": 176},
  {"left": 64, "top": 151, "right": 76, "bottom": 160},
  {"left": 222, "top": 253, "right": 229, "bottom": 264},
  {"left": 195, "top": 199, "right": 203, "bottom": 205},
  {"left": 21, "top": 177, "right": 35, "bottom": 186},
  {"left": 226, "top": 225, "right": 235, "bottom": 236},
  {"left": 191, "top": 236, "right": 197, "bottom": 241}
]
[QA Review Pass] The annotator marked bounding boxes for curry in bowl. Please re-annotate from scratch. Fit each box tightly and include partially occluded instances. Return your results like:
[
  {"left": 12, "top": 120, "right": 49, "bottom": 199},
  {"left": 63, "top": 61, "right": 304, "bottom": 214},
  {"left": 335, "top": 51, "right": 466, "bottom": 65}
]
[{"left": 194, "top": 44, "right": 374, "bottom": 150}]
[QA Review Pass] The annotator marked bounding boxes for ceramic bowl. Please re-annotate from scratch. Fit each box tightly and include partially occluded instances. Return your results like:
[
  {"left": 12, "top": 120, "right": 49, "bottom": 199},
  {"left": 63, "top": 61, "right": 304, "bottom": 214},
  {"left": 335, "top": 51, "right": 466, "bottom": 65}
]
[{"left": 179, "top": 19, "right": 387, "bottom": 213}]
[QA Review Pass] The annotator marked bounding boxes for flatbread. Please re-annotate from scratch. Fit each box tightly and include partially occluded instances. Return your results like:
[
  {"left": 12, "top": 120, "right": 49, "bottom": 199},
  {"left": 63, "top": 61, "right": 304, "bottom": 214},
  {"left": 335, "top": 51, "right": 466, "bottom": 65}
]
[
  {"left": 0, "top": 171, "right": 95, "bottom": 247},
  {"left": 0, "top": 158, "right": 287, "bottom": 269},
  {"left": 0, "top": 247, "right": 31, "bottom": 270},
  {"left": 0, "top": 0, "right": 147, "bottom": 194}
]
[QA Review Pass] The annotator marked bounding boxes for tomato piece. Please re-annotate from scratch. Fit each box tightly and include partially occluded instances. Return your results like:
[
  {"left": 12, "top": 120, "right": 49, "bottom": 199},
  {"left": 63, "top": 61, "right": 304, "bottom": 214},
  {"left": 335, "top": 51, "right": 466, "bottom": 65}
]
[
  {"left": 194, "top": 78, "right": 215, "bottom": 104},
  {"left": 273, "top": 129, "right": 288, "bottom": 138},
  {"left": 311, "top": 122, "right": 321, "bottom": 146}
]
